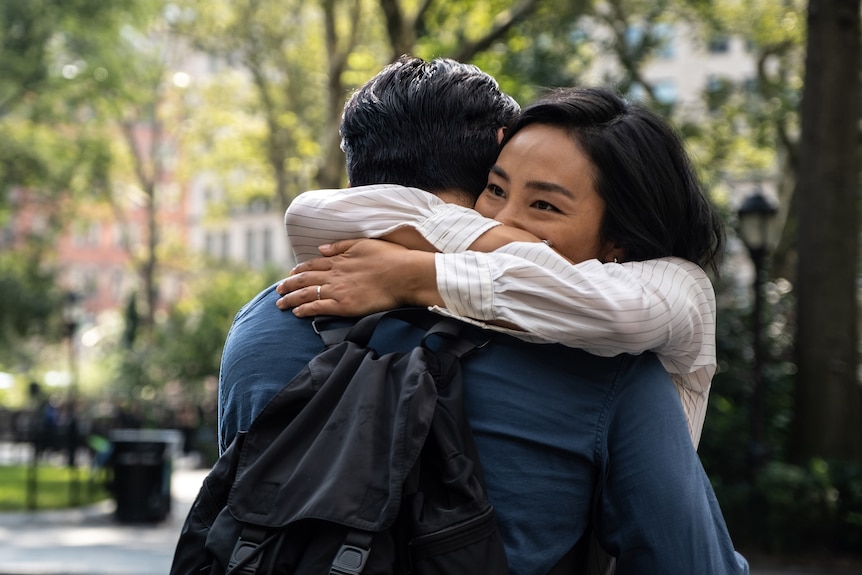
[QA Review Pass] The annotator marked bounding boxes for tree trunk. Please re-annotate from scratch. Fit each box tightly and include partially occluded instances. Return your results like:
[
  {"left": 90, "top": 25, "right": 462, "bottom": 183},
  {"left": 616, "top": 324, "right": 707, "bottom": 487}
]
[
  {"left": 791, "top": 0, "right": 861, "bottom": 463},
  {"left": 316, "top": 0, "right": 360, "bottom": 191}
]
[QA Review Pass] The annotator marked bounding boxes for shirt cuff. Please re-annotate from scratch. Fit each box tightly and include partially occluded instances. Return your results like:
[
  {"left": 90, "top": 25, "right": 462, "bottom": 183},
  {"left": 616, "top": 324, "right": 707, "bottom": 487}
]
[{"left": 418, "top": 206, "right": 501, "bottom": 253}]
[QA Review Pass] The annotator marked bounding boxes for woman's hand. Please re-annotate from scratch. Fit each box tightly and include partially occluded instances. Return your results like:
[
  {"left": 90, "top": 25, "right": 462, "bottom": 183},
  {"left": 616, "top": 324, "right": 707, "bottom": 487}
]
[{"left": 275, "top": 238, "right": 441, "bottom": 317}]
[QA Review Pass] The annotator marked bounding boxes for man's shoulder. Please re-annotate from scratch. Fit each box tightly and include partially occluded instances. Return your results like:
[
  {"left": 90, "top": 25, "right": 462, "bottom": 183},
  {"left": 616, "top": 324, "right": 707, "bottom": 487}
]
[
  {"left": 611, "top": 351, "right": 677, "bottom": 399},
  {"left": 233, "top": 282, "right": 281, "bottom": 321},
  {"left": 225, "top": 283, "right": 320, "bottom": 351}
]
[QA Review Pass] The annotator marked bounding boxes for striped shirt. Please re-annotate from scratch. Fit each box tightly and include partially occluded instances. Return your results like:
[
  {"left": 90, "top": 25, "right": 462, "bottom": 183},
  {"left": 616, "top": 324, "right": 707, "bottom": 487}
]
[{"left": 285, "top": 184, "right": 716, "bottom": 446}]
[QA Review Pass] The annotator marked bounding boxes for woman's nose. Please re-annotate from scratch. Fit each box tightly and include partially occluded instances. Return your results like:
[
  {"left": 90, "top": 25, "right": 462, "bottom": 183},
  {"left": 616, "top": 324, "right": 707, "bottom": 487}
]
[{"left": 493, "top": 205, "right": 521, "bottom": 227}]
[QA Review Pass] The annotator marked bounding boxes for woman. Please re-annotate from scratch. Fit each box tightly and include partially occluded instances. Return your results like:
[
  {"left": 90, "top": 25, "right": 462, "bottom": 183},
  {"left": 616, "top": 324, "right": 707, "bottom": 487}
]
[{"left": 278, "top": 86, "right": 723, "bottom": 446}]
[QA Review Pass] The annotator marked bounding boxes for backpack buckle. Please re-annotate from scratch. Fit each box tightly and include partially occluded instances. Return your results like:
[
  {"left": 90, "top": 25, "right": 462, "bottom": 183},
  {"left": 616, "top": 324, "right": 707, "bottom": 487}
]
[
  {"left": 227, "top": 534, "right": 264, "bottom": 575},
  {"left": 329, "top": 540, "right": 371, "bottom": 575}
]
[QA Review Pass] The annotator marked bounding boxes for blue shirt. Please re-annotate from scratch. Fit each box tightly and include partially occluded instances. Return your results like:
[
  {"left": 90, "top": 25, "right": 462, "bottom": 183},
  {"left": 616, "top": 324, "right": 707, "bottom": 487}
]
[{"left": 219, "top": 284, "right": 748, "bottom": 575}]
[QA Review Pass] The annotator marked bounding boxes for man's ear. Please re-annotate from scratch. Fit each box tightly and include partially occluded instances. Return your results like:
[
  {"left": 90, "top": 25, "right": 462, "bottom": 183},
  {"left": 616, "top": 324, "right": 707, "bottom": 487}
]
[{"left": 497, "top": 127, "right": 506, "bottom": 144}]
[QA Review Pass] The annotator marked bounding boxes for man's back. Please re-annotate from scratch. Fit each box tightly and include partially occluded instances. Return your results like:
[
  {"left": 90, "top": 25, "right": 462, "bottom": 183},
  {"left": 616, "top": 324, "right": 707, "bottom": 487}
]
[
  {"left": 219, "top": 287, "right": 743, "bottom": 575},
  {"left": 219, "top": 284, "right": 746, "bottom": 575},
  {"left": 219, "top": 285, "right": 603, "bottom": 573}
]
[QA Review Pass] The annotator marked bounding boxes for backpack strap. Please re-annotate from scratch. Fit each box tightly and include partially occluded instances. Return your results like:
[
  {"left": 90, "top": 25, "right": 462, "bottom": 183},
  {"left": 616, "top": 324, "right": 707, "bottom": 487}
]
[
  {"left": 226, "top": 525, "right": 274, "bottom": 575},
  {"left": 419, "top": 315, "right": 491, "bottom": 358},
  {"left": 313, "top": 316, "right": 355, "bottom": 347},
  {"left": 314, "top": 307, "right": 492, "bottom": 352}
]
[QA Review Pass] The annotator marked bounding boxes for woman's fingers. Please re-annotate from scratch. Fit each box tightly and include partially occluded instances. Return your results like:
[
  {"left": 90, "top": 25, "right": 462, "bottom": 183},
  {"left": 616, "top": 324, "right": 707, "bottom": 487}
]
[
  {"left": 275, "top": 275, "right": 325, "bottom": 308},
  {"left": 317, "top": 238, "right": 362, "bottom": 256},
  {"left": 276, "top": 239, "right": 407, "bottom": 316}
]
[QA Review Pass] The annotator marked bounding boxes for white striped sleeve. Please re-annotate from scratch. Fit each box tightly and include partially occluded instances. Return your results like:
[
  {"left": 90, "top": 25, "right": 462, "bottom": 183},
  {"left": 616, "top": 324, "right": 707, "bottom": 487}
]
[
  {"left": 673, "top": 371, "right": 712, "bottom": 447},
  {"left": 284, "top": 185, "right": 500, "bottom": 263},
  {"left": 437, "top": 249, "right": 714, "bottom": 369}
]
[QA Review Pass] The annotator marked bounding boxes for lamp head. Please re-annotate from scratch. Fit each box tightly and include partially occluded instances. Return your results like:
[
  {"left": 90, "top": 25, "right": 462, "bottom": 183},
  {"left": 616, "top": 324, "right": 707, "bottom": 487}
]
[{"left": 737, "top": 190, "right": 778, "bottom": 254}]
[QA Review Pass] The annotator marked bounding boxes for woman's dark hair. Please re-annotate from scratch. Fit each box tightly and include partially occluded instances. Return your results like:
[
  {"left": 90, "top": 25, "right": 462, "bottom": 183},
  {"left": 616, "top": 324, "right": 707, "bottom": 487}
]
[
  {"left": 341, "top": 55, "right": 520, "bottom": 201},
  {"left": 501, "top": 87, "right": 724, "bottom": 272}
]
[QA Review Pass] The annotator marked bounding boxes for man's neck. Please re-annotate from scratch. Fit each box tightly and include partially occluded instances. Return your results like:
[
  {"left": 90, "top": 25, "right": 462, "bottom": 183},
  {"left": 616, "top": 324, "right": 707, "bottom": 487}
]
[{"left": 434, "top": 188, "right": 475, "bottom": 208}]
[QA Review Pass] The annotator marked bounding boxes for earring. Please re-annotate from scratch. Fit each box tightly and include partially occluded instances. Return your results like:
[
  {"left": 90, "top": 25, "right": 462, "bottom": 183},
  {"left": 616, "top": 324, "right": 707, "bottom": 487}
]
[{"left": 614, "top": 257, "right": 619, "bottom": 264}]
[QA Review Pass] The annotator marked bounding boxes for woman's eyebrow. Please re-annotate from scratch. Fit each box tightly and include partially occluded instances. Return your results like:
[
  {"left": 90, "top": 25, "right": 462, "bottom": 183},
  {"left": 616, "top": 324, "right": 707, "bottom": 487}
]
[
  {"left": 526, "top": 180, "right": 576, "bottom": 199},
  {"left": 489, "top": 165, "right": 510, "bottom": 180},
  {"left": 491, "top": 164, "right": 576, "bottom": 199}
]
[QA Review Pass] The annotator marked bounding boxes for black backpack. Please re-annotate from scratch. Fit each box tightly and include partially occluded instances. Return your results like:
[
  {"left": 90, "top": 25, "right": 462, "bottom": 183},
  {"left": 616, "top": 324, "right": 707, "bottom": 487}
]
[{"left": 169, "top": 308, "right": 510, "bottom": 575}]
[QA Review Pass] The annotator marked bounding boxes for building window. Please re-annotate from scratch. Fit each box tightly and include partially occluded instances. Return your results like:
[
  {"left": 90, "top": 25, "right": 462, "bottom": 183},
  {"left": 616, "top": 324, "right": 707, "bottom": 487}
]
[
  {"left": 654, "top": 80, "right": 678, "bottom": 105},
  {"left": 708, "top": 35, "right": 730, "bottom": 53},
  {"left": 655, "top": 23, "right": 675, "bottom": 59},
  {"left": 111, "top": 269, "right": 125, "bottom": 301},
  {"left": 625, "top": 24, "right": 644, "bottom": 49},
  {"left": 83, "top": 269, "right": 99, "bottom": 297},
  {"left": 221, "top": 231, "right": 230, "bottom": 261},
  {"left": 263, "top": 228, "right": 273, "bottom": 263},
  {"left": 245, "top": 228, "right": 257, "bottom": 265},
  {"left": 72, "top": 221, "right": 100, "bottom": 247},
  {"left": 113, "top": 223, "right": 126, "bottom": 249}
]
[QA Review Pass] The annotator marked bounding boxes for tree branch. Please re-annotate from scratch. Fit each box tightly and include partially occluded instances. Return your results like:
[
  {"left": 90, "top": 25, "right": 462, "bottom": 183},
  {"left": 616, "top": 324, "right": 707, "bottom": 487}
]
[
  {"left": 378, "top": 0, "right": 409, "bottom": 59},
  {"left": 450, "top": 0, "right": 543, "bottom": 62}
]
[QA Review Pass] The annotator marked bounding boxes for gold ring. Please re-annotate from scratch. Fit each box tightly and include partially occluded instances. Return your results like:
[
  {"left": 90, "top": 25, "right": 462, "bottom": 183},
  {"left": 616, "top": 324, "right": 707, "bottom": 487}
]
[{"left": 316, "top": 285, "right": 322, "bottom": 300}]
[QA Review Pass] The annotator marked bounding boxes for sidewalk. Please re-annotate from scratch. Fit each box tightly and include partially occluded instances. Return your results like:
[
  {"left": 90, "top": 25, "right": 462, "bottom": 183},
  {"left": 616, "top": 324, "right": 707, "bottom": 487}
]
[
  {"left": 0, "top": 462, "right": 209, "bottom": 575},
  {"left": 0, "top": 460, "right": 858, "bottom": 574}
]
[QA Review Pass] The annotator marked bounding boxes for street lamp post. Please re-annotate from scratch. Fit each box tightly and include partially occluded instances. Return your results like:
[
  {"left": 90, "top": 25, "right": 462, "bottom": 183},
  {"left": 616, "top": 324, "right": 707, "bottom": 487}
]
[
  {"left": 63, "top": 291, "right": 83, "bottom": 506},
  {"left": 736, "top": 190, "right": 778, "bottom": 476},
  {"left": 26, "top": 381, "right": 41, "bottom": 510}
]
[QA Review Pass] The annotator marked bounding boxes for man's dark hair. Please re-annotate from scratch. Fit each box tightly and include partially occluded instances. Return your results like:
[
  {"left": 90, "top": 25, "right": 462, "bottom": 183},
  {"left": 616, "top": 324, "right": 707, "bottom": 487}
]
[
  {"left": 341, "top": 55, "right": 520, "bottom": 202},
  {"left": 502, "top": 87, "right": 724, "bottom": 273}
]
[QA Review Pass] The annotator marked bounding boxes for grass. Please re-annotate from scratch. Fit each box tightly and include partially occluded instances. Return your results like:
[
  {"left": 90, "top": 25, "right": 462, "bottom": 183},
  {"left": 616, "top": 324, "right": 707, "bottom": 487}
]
[{"left": 0, "top": 464, "right": 111, "bottom": 511}]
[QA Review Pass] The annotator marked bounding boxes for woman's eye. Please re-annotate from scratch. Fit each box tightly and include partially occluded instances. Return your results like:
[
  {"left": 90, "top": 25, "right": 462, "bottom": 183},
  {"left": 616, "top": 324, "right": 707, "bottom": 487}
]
[
  {"left": 533, "top": 200, "right": 559, "bottom": 212},
  {"left": 486, "top": 184, "right": 505, "bottom": 198}
]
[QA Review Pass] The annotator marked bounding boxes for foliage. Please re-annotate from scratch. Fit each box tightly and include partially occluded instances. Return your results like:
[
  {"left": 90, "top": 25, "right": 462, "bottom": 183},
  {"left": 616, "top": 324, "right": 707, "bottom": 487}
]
[
  {"left": 0, "top": 252, "right": 64, "bottom": 369},
  {"left": 467, "top": 0, "right": 594, "bottom": 104},
  {"left": 713, "top": 459, "right": 862, "bottom": 557},
  {"left": 0, "top": 0, "right": 129, "bottom": 117},
  {"left": 0, "top": 0, "right": 151, "bottom": 202},
  {"left": 0, "top": 0, "right": 162, "bottom": 357},
  {"left": 111, "top": 264, "right": 282, "bottom": 404},
  {"left": 171, "top": 0, "right": 353, "bottom": 210},
  {"left": 702, "top": 268, "right": 862, "bottom": 555}
]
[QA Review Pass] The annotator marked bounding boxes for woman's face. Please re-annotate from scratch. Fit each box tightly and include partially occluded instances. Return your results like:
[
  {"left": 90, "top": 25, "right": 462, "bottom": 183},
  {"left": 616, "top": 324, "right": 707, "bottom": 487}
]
[{"left": 475, "top": 123, "right": 616, "bottom": 264}]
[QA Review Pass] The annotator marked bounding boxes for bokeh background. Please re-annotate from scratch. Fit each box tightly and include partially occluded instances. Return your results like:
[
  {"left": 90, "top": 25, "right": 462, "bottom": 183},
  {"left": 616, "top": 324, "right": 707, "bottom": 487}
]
[{"left": 1, "top": 0, "right": 860, "bottom": 567}]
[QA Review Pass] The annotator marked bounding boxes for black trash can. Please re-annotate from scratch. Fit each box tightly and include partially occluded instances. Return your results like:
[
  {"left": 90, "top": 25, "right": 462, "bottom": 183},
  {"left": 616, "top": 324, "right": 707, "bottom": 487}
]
[{"left": 108, "top": 428, "right": 182, "bottom": 523}]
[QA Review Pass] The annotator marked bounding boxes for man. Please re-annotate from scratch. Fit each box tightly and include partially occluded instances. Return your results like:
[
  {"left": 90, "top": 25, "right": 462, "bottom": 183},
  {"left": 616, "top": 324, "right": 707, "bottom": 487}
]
[{"left": 218, "top": 56, "right": 747, "bottom": 574}]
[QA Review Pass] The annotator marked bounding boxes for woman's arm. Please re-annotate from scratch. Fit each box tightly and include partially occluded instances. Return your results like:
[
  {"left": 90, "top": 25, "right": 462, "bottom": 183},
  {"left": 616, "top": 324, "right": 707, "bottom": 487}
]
[
  {"left": 284, "top": 186, "right": 714, "bottom": 370},
  {"left": 436, "top": 249, "right": 715, "bottom": 372},
  {"left": 280, "top": 238, "right": 444, "bottom": 316},
  {"left": 285, "top": 184, "right": 507, "bottom": 262},
  {"left": 279, "top": 240, "right": 714, "bottom": 374}
]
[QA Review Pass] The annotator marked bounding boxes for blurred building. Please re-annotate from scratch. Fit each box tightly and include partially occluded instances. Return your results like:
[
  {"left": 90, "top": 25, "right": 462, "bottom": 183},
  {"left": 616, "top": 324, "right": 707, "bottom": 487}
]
[
  {"left": 583, "top": 19, "right": 760, "bottom": 113},
  {"left": 185, "top": 173, "right": 294, "bottom": 273}
]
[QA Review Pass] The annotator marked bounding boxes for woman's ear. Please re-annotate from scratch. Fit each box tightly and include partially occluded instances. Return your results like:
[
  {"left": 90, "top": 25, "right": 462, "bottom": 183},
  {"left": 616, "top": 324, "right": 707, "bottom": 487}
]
[
  {"left": 604, "top": 244, "right": 625, "bottom": 264},
  {"left": 497, "top": 127, "right": 506, "bottom": 144}
]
